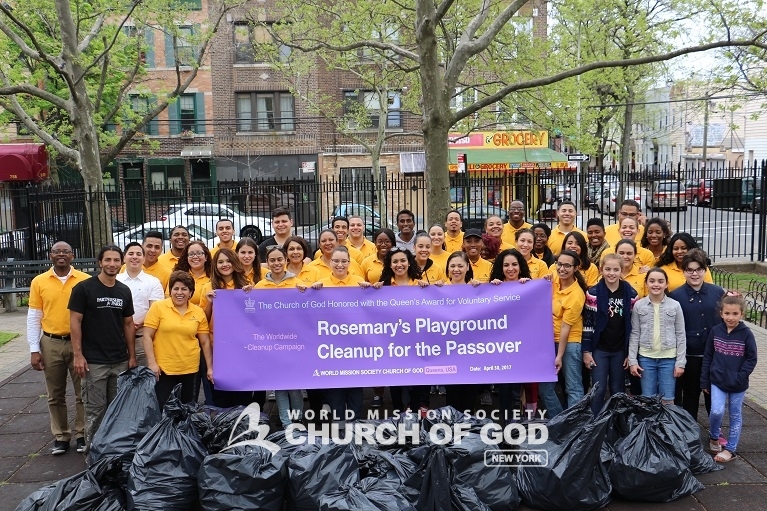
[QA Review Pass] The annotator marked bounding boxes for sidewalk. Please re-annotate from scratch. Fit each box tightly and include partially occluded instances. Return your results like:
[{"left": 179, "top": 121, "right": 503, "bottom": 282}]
[{"left": 1, "top": 306, "right": 767, "bottom": 510}]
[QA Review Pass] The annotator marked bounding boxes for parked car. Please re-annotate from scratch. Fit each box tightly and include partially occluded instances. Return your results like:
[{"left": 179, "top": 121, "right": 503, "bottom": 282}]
[
  {"left": 455, "top": 204, "right": 508, "bottom": 230},
  {"left": 159, "top": 203, "right": 273, "bottom": 244},
  {"left": 0, "top": 228, "right": 52, "bottom": 260},
  {"left": 332, "top": 203, "right": 391, "bottom": 229},
  {"left": 596, "top": 186, "right": 642, "bottom": 216},
  {"left": 741, "top": 178, "right": 764, "bottom": 210},
  {"left": 585, "top": 183, "right": 606, "bottom": 209},
  {"left": 36, "top": 213, "right": 132, "bottom": 256},
  {"left": 646, "top": 181, "right": 687, "bottom": 212},
  {"left": 113, "top": 221, "right": 218, "bottom": 251},
  {"left": 539, "top": 179, "right": 572, "bottom": 204},
  {"left": 684, "top": 178, "right": 712, "bottom": 206}
]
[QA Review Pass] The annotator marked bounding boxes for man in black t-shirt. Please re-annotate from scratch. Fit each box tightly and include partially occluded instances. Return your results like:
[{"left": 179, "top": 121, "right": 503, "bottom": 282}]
[{"left": 70, "top": 245, "right": 135, "bottom": 448}]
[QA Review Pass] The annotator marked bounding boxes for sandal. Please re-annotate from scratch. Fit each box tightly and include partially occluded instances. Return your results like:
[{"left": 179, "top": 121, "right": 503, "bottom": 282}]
[
  {"left": 714, "top": 449, "right": 736, "bottom": 463},
  {"left": 709, "top": 440, "right": 723, "bottom": 453}
]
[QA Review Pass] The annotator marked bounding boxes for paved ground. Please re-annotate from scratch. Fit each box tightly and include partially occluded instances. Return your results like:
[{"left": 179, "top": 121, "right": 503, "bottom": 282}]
[{"left": 1, "top": 306, "right": 767, "bottom": 510}]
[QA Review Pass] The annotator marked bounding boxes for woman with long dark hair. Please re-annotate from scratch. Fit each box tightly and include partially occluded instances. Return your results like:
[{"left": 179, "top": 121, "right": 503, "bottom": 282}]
[{"left": 658, "top": 232, "right": 713, "bottom": 292}]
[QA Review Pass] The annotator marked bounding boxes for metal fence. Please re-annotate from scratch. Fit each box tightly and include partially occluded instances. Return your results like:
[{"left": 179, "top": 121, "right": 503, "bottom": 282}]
[{"left": 2, "top": 160, "right": 767, "bottom": 260}]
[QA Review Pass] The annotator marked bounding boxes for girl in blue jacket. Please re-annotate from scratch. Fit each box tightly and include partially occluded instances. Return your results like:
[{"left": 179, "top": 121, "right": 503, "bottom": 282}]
[{"left": 702, "top": 293, "right": 758, "bottom": 463}]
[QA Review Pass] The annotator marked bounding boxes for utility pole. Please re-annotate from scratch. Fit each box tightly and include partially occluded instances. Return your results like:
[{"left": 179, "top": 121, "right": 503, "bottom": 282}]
[{"left": 701, "top": 95, "right": 709, "bottom": 180}]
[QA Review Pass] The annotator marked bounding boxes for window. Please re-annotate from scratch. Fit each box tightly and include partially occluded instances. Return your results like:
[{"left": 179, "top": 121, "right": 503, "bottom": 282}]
[
  {"left": 176, "top": 0, "right": 202, "bottom": 10},
  {"left": 165, "top": 26, "right": 198, "bottom": 67},
  {"left": 168, "top": 93, "right": 205, "bottom": 135},
  {"left": 129, "top": 95, "right": 159, "bottom": 135},
  {"left": 122, "top": 25, "right": 147, "bottom": 64},
  {"left": 179, "top": 95, "right": 196, "bottom": 132},
  {"left": 343, "top": 90, "right": 401, "bottom": 129},
  {"left": 234, "top": 22, "right": 290, "bottom": 63},
  {"left": 236, "top": 92, "right": 295, "bottom": 132},
  {"left": 149, "top": 164, "right": 185, "bottom": 193}
]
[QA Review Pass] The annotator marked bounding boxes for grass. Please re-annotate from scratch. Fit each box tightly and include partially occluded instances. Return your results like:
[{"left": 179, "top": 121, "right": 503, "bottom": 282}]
[{"left": 0, "top": 332, "right": 18, "bottom": 347}]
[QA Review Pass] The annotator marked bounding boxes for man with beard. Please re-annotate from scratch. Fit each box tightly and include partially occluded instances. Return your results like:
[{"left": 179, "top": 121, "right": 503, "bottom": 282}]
[
  {"left": 501, "top": 200, "right": 532, "bottom": 248},
  {"left": 27, "top": 241, "right": 90, "bottom": 455},
  {"left": 70, "top": 245, "right": 136, "bottom": 448},
  {"left": 158, "top": 225, "right": 190, "bottom": 272}
]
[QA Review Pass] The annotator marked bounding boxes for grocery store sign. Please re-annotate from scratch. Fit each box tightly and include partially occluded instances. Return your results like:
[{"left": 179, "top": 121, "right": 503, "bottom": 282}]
[{"left": 448, "top": 131, "right": 549, "bottom": 148}]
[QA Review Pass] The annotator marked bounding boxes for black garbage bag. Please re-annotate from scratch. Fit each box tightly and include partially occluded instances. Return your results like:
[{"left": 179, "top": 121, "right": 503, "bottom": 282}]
[
  {"left": 89, "top": 367, "right": 161, "bottom": 465},
  {"left": 197, "top": 443, "right": 288, "bottom": 511},
  {"left": 197, "top": 405, "right": 272, "bottom": 454},
  {"left": 15, "top": 456, "right": 125, "bottom": 511},
  {"left": 657, "top": 404, "right": 723, "bottom": 474},
  {"left": 287, "top": 439, "right": 360, "bottom": 511},
  {"left": 517, "top": 389, "right": 612, "bottom": 511},
  {"left": 353, "top": 441, "right": 418, "bottom": 484},
  {"left": 320, "top": 477, "right": 417, "bottom": 510},
  {"left": 609, "top": 418, "right": 704, "bottom": 502},
  {"left": 126, "top": 385, "right": 206, "bottom": 510},
  {"left": 451, "top": 434, "right": 519, "bottom": 511},
  {"left": 422, "top": 406, "right": 491, "bottom": 434}
]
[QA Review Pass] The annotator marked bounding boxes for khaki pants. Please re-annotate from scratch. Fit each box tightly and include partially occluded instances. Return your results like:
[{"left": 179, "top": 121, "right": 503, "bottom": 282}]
[
  {"left": 82, "top": 361, "right": 128, "bottom": 445},
  {"left": 134, "top": 336, "right": 148, "bottom": 367},
  {"left": 40, "top": 335, "right": 85, "bottom": 443}
]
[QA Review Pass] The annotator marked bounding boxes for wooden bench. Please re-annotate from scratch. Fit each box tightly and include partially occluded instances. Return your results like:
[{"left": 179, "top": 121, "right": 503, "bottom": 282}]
[{"left": 0, "top": 259, "right": 100, "bottom": 312}]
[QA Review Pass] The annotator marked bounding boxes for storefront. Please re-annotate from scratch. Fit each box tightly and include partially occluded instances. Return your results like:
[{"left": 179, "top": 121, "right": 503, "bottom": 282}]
[
  {"left": 448, "top": 131, "right": 574, "bottom": 215},
  {"left": 0, "top": 143, "right": 48, "bottom": 183}
]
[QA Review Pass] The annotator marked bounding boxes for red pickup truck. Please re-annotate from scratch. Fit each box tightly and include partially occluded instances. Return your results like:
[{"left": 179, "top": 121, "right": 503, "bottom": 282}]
[{"left": 684, "top": 178, "right": 711, "bottom": 206}]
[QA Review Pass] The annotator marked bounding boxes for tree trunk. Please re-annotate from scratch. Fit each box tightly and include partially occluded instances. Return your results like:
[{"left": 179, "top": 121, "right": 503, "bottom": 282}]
[
  {"left": 416, "top": 0, "right": 452, "bottom": 226},
  {"left": 56, "top": 0, "right": 112, "bottom": 255}
]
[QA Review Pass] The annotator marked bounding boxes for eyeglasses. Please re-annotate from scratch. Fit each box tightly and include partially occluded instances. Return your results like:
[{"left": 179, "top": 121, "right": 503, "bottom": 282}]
[
  {"left": 51, "top": 249, "right": 73, "bottom": 255},
  {"left": 684, "top": 267, "right": 706, "bottom": 274},
  {"left": 331, "top": 259, "right": 350, "bottom": 265},
  {"left": 556, "top": 262, "right": 574, "bottom": 270},
  {"left": 619, "top": 211, "right": 639, "bottom": 218},
  {"left": 188, "top": 252, "right": 205, "bottom": 258}
]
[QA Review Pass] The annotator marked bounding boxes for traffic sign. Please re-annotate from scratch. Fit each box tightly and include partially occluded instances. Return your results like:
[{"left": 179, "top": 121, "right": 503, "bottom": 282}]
[{"left": 568, "top": 153, "right": 590, "bottom": 162}]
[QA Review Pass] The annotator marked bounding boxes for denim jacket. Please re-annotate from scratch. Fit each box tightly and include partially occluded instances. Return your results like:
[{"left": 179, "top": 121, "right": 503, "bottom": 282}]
[{"left": 627, "top": 295, "right": 687, "bottom": 368}]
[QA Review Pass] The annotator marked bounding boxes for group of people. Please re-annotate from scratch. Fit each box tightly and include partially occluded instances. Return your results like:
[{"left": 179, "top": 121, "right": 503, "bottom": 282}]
[{"left": 26, "top": 200, "right": 756, "bottom": 464}]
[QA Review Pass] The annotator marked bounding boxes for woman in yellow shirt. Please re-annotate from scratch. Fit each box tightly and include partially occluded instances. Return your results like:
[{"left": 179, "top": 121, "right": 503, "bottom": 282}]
[
  {"left": 515, "top": 228, "right": 548, "bottom": 279},
  {"left": 361, "top": 228, "right": 396, "bottom": 284},
  {"left": 548, "top": 231, "right": 600, "bottom": 287},
  {"left": 614, "top": 239, "right": 647, "bottom": 298},
  {"left": 173, "top": 241, "right": 211, "bottom": 306},
  {"left": 282, "top": 236, "right": 320, "bottom": 286},
  {"left": 540, "top": 250, "right": 587, "bottom": 418},
  {"left": 428, "top": 224, "right": 449, "bottom": 272},
  {"left": 640, "top": 217, "right": 671, "bottom": 265},
  {"left": 256, "top": 246, "right": 299, "bottom": 289},
  {"left": 445, "top": 251, "right": 481, "bottom": 285},
  {"left": 309, "top": 229, "right": 364, "bottom": 280},
  {"left": 143, "top": 271, "right": 212, "bottom": 407},
  {"left": 658, "top": 232, "right": 714, "bottom": 292},
  {"left": 236, "top": 238, "right": 261, "bottom": 285},
  {"left": 485, "top": 215, "right": 514, "bottom": 252},
  {"left": 379, "top": 246, "right": 423, "bottom": 286},
  {"left": 414, "top": 232, "right": 446, "bottom": 285},
  {"left": 199, "top": 249, "right": 256, "bottom": 407}
]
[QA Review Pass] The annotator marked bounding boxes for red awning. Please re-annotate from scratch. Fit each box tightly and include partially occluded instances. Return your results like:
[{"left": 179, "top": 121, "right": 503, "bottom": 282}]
[{"left": 0, "top": 144, "right": 48, "bottom": 182}]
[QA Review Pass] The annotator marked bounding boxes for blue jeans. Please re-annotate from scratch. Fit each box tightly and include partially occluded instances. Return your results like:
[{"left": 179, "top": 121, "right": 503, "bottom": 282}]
[
  {"left": 591, "top": 349, "right": 626, "bottom": 415},
  {"left": 325, "top": 387, "right": 363, "bottom": 422},
  {"left": 562, "top": 342, "right": 584, "bottom": 408},
  {"left": 275, "top": 390, "right": 304, "bottom": 428},
  {"left": 709, "top": 384, "right": 745, "bottom": 454},
  {"left": 538, "top": 343, "right": 564, "bottom": 418},
  {"left": 638, "top": 356, "right": 676, "bottom": 400}
]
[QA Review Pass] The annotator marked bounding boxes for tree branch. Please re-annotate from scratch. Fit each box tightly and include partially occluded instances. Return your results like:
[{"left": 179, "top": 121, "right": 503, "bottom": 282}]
[
  {"left": 0, "top": 96, "right": 78, "bottom": 163},
  {"left": 435, "top": 0, "right": 458, "bottom": 23},
  {"left": 0, "top": 83, "right": 71, "bottom": 112},
  {"left": 0, "top": 3, "right": 65, "bottom": 73},
  {"left": 282, "top": 36, "right": 420, "bottom": 63},
  {"left": 77, "top": 13, "right": 106, "bottom": 53}
]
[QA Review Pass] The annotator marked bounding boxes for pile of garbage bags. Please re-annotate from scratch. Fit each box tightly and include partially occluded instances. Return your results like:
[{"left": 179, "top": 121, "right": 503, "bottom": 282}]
[{"left": 16, "top": 375, "right": 722, "bottom": 511}]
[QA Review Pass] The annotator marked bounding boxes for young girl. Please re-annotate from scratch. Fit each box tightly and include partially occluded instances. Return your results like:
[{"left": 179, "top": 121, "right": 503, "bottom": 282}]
[
  {"left": 236, "top": 237, "right": 262, "bottom": 285},
  {"left": 614, "top": 239, "right": 647, "bottom": 298},
  {"left": 582, "top": 254, "right": 638, "bottom": 415},
  {"left": 628, "top": 268, "right": 686, "bottom": 404},
  {"left": 702, "top": 293, "right": 757, "bottom": 463}
]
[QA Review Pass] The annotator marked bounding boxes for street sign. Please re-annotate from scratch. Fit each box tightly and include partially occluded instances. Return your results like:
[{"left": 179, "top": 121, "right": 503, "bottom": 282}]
[
  {"left": 457, "top": 153, "right": 467, "bottom": 173},
  {"left": 568, "top": 153, "right": 590, "bottom": 162}
]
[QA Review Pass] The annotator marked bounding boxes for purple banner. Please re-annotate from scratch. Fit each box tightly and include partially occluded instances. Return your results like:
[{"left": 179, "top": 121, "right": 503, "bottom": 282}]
[{"left": 212, "top": 280, "right": 557, "bottom": 391}]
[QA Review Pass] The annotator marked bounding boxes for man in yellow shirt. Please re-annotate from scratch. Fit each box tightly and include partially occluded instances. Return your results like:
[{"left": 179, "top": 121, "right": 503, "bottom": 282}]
[
  {"left": 501, "top": 200, "right": 532, "bottom": 248},
  {"left": 314, "top": 216, "right": 365, "bottom": 265},
  {"left": 462, "top": 229, "right": 492, "bottom": 283},
  {"left": 158, "top": 225, "right": 190, "bottom": 272},
  {"left": 604, "top": 200, "right": 645, "bottom": 247},
  {"left": 27, "top": 242, "right": 91, "bottom": 455},
  {"left": 348, "top": 215, "right": 376, "bottom": 259},
  {"left": 445, "top": 210, "right": 464, "bottom": 253},
  {"left": 547, "top": 201, "right": 586, "bottom": 256},
  {"left": 210, "top": 218, "right": 236, "bottom": 258},
  {"left": 140, "top": 231, "right": 171, "bottom": 289}
]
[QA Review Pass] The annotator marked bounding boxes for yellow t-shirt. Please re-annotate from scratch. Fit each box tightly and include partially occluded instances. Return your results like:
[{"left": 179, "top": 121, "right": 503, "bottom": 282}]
[
  {"left": 525, "top": 257, "right": 549, "bottom": 279},
  {"left": 317, "top": 274, "right": 366, "bottom": 287},
  {"left": 552, "top": 280, "right": 585, "bottom": 343},
  {"left": 501, "top": 221, "right": 533, "bottom": 248},
  {"left": 445, "top": 231, "right": 464, "bottom": 254},
  {"left": 349, "top": 238, "right": 377, "bottom": 260},
  {"left": 547, "top": 226, "right": 586, "bottom": 256},
  {"left": 622, "top": 267, "right": 647, "bottom": 298},
  {"left": 420, "top": 260, "right": 447, "bottom": 284},
  {"left": 166, "top": 273, "right": 210, "bottom": 306},
  {"left": 209, "top": 238, "right": 237, "bottom": 259},
  {"left": 660, "top": 263, "right": 713, "bottom": 292},
  {"left": 361, "top": 255, "right": 385, "bottom": 284},
  {"left": 144, "top": 299, "right": 209, "bottom": 375},
  {"left": 430, "top": 251, "right": 450, "bottom": 275},
  {"left": 143, "top": 262, "right": 171, "bottom": 290},
  {"left": 255, "top": 275, "right": 299, "bottom": 289},
  {"left": 157, "top": 251, "right": 181, "bottom": 273},
  {"left": 601, "top": 245, "right": 655, "bottom": 268},
  {"left": 314, "top": 241, "right": 365, "bottom": 265},
  {"left": 470, "top": 258, "right": 493, "bottom": 283},
  {"left": 291, "top": 265, "right": 321, "bottom": 286},
  {"left": 604, "top": 223, "right": 644, "bottom": 248},
  {"left": 29, "top": 268, "right": 91, "bottom": 336},
  {"left": 548, "top": 262, "right": 600, "bottom": 287},
  {"left": 197, "top": 280, "right": 235, "bottom": 316}
]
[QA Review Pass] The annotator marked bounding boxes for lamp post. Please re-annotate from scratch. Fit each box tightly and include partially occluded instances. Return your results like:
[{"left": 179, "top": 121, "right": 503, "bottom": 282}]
[{"left": 701, "top": 94, "right": 710, "bottom": 180}]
